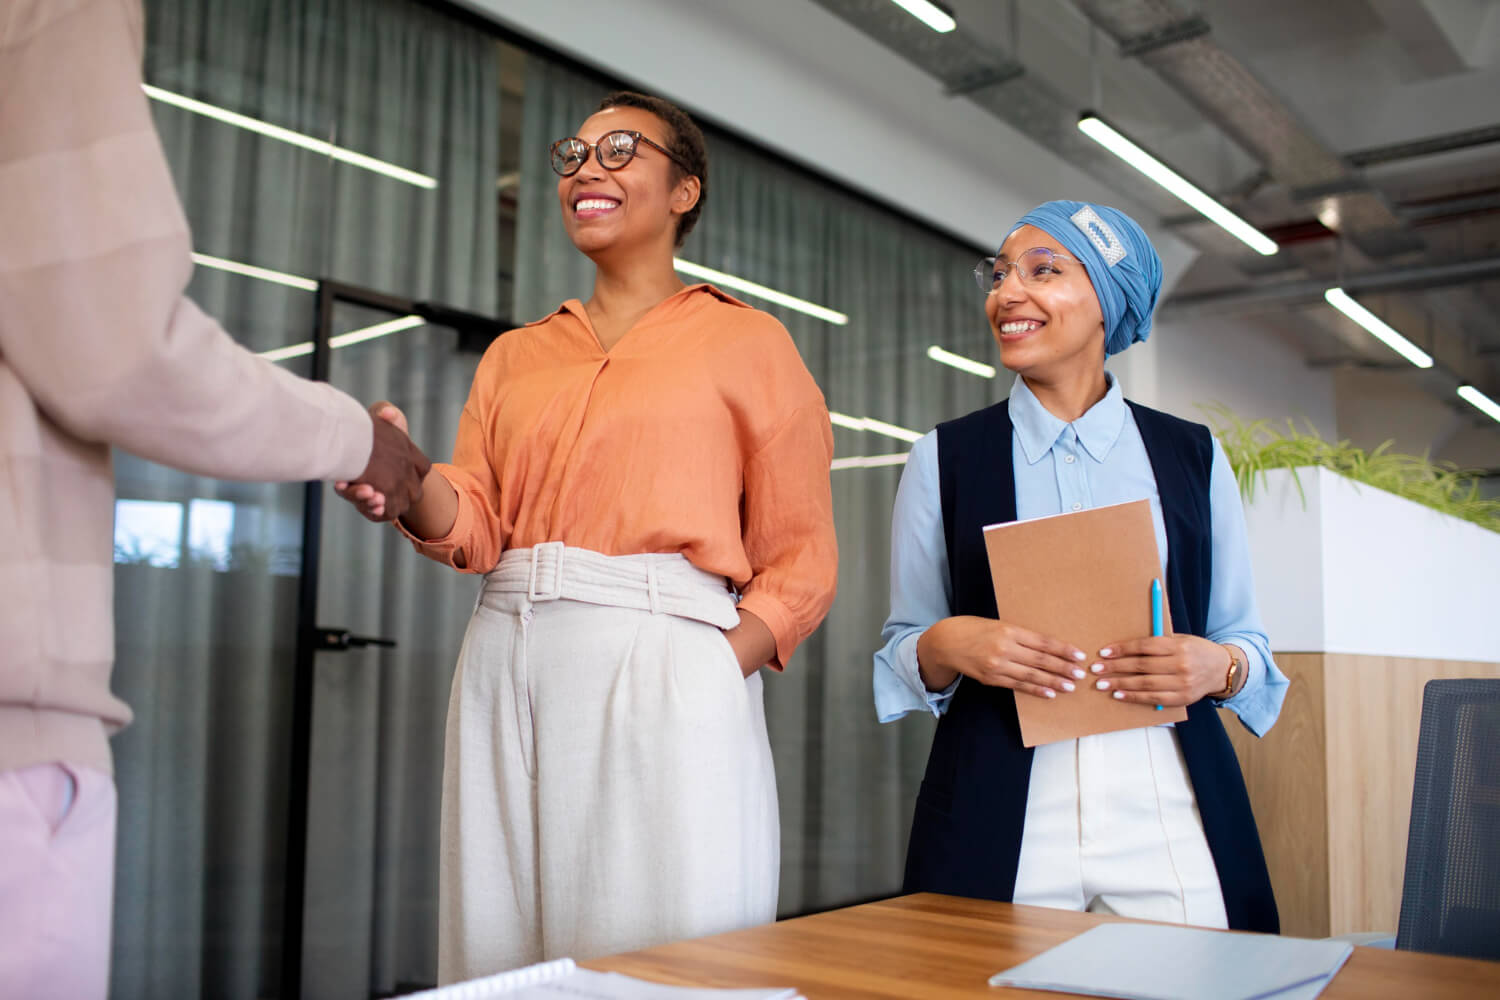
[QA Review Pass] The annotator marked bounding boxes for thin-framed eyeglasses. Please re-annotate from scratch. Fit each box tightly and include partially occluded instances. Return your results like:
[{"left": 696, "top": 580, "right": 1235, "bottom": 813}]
[
  {"left": 973, "top": 247, "right": 1082, "bottom": 297},
  {"left": 549, "top": 130, "right": 691, "bottom": 177}
]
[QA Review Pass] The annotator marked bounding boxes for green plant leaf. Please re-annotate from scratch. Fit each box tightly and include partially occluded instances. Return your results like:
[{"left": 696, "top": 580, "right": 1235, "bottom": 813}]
[{"left": 1201, "top": 405, "right": 1500, "bottom": 534}]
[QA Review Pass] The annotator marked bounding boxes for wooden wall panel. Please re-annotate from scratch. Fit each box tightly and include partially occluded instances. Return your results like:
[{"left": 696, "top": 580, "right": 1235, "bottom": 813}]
[
  {"left": 1322, "top": 654, "right": 1500, "bottom": 936},
  {"left": 1225, "top": 653, "right": 1500, "bottom": 939},
  {"left": 1222, "top": 653, "right": 1329, "bottom": 937}
]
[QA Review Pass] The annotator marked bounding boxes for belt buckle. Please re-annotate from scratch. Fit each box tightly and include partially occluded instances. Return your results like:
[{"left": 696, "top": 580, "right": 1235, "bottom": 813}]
[{"left": 527, "top": 541, "right": 565, "bottom": 602}]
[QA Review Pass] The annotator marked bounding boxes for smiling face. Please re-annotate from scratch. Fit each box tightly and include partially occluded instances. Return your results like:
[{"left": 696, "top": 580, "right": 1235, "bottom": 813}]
[
  {"left": 985, "top": 224, "right": 1107, "bottom": 380},
  {"left": 555, "top": 106, "right": 700, "bottom": 263}
]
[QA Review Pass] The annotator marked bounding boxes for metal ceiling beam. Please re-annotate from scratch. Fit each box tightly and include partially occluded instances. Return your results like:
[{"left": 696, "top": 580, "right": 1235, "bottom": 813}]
[
  {"left": 1160, "top": 255, "right": 1500, "bottom": 319},
  {"left": 1348, "top": 124, "right": 1500, "bottom": 168}
]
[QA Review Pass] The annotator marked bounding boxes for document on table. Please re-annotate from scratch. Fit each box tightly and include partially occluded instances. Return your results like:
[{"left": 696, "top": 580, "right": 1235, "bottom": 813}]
[
  {"left": 988, "top": 923, "right": 1353, "bottom": 1000},
  {"left": 403, "top": 957, "right": 803, "bottom": 1000}
]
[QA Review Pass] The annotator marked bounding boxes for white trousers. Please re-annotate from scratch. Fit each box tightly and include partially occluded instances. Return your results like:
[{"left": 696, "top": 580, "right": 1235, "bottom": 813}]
[
  {"left": 1012, "top": 725, "right": 1229, "bottom": 928},
  {"left": 438, "top": 544, "right": 779, "bottom": 983}
]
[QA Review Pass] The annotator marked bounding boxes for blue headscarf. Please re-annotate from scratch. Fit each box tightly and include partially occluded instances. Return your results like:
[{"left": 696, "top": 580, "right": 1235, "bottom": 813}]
[{"left": 1008, "top": 200, "right": 1163, "bottom": 356}]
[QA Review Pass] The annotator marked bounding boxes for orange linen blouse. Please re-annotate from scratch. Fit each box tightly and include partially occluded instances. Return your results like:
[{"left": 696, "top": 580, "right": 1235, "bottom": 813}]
[{"left": 403, "top": 284, "right": 838, "bottom": 669}]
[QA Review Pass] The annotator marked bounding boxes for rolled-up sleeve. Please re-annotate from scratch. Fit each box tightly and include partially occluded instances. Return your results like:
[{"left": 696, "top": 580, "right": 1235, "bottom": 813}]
[
  {"left": 874, "top": 433, "right": 960, "bottom": 722},
  {"left": 395, "top": 394, "right": 507, "bottom": 573},
  {"left": 736, "top": 402, "right": 838, "bottom": 671},
  {"left": 1205, "top": 439, "right": 1289, "bottom": 736}
]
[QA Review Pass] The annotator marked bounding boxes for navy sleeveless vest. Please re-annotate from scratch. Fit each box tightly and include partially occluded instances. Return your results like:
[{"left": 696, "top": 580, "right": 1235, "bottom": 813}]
[{"left": 902, "top": 398, "right": 1279, "bottom": 933}]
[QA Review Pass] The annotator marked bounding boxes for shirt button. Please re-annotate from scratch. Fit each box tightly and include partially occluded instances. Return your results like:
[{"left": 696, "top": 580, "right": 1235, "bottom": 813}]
[
  {"left": 1071, "top": 502, "right": 1082, "bottom": 511},
  {"left": 1064, "top": 455, "right": 1076, "bottom": 464}
]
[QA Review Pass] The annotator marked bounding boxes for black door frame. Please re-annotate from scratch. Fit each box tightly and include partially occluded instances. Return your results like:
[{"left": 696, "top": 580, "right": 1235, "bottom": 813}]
[{"left": 280, "top": 281, "right": 509, "bottom": 1000}]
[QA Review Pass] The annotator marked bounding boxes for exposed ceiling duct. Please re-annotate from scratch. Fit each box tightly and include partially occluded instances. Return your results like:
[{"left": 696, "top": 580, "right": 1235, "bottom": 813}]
[{"left": 1070, "top": 0, "right": 1418, "bottom": 259}]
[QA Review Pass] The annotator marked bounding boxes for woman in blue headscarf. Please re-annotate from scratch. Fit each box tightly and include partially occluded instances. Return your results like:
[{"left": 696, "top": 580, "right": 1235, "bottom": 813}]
[{"left": 873, "top": 201, "right": 1289, "bottom": 931}]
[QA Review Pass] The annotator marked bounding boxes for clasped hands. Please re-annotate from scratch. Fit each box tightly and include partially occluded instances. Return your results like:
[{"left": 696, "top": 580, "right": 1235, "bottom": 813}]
[
  {"left": 336, "top": 402, "right": 428, "bottom": 522},
  {"left": 915, "top": 616, "right": 1235, "bottom": 707}
]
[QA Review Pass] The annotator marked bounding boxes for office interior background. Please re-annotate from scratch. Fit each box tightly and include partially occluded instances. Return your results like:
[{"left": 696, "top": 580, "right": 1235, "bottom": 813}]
[{"left": 107, "top": 0, "right": 1500, "bottom": 996}]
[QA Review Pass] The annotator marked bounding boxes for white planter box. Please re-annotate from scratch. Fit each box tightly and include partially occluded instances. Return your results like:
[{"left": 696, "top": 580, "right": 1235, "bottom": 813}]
[{"left": 1242, "top": 466, "right": 1500, "bottom": 663}]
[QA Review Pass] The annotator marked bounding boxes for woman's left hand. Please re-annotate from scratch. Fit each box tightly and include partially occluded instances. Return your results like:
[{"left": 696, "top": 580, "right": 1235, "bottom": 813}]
[
  {"left": 1089, "top": 634, "right": 1231, "bottom": 707},
  {"left": 723, "top": 608, "right": 776, "bottom": 679}
]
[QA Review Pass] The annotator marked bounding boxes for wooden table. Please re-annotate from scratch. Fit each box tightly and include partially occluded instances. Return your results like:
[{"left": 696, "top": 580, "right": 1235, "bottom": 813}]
[{"left": 584, "top": 893, "right": 1500, "bottom": 998}]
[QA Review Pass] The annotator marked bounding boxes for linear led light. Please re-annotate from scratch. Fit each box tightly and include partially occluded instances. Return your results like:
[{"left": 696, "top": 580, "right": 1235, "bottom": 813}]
[
  {"left": 1458, "top": 385, "right": 1500, "bottom": 424},
  {"left": 888, "top": 0, "right": 956, "bottom": 33},
  {"left": 829, "top": 411, "right": 924, "bottom": 443},
  {"left": 191, "top": 252, "right": 318, "bottom": 291},
  {"left": 257, "top": 341, "right": 317, "bottom": 363},
  {"left": 831, "top": 453, "right": 911, "bottom": 471},
  {"left": 1323, "top": 288, "right": 1433, "bottom": 369},
  {"left": 1076, "top": 113, "right": 1278, "bottom": 257},
  {"left": 143, "top": 84, "right": 438, "bottom": 189},
  {"left": 926, "top": 344, "right": 996, "bottom": 378},
  {"left": 672, "top": 258, "right": 848, "bottom": 325},
  {"left": 257, "top": 316, "right": 425, "bottom": 363}
]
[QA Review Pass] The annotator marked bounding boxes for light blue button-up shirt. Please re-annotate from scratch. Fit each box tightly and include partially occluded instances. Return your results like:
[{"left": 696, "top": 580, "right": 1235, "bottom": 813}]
[{"left": 873, "top": 374, "right": 1288, "bottom": 736}]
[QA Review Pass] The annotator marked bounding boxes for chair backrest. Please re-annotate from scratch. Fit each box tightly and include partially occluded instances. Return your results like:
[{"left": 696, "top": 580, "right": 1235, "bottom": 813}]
[{"left": 1396, "top": 678, "right": 1500, "bottom": 960}]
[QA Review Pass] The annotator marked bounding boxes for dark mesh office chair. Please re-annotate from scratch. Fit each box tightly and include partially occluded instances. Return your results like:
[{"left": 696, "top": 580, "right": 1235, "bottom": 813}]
[{"left": 1395, "top": 678, "right": 1500, "bottom": 961}]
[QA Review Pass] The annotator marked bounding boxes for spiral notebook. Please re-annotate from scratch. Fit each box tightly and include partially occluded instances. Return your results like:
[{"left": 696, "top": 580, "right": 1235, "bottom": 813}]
[{"left": 402, "top": 958, "right": 803, "bottom": 1000}]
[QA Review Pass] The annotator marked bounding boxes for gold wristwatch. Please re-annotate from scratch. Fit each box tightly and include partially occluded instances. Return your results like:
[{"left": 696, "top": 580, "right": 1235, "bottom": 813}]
[{"left": 1216, "top": 645, "right": 1245, "bottom": 701}]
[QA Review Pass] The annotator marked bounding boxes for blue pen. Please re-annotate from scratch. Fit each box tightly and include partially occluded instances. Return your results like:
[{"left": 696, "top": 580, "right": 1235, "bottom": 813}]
[{"left": 1151, "top": 579, "right": 1163, "bottom": 710}]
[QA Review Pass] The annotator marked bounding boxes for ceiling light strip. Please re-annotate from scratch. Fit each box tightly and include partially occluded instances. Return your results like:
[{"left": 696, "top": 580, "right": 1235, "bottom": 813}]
[
  {"left": 191, "top": 252, "right": 318, "bottom": 291},
  {"left": 330, "top": 315, "right": 424, "bottom": 348},
  {"left": 143, "top": 84, "right": 438, "bottom": 189},
  {"left": 831, "top": 453, "right": 911, "bottom": 471},
  {"left": 1457, "top": 385, "right": 1500, "bottom": 424},
  {"left": 257, "top": 341, "right": 315, "bottom": 363},
  {"left": 926, "top": 344, "right": 996, "bottom": 378},
  {"left": 673, "top": 258, "right": 849, "bottom": 325},
  {"left": 1323, "top": 288, "right": 1434, "bottom": 369},
  {"left": 1076, "top": 114, "right": 1278, "bottom": 256},
  {"left": 888, "top": 0, "right": 957, "bottom": 33},
  {"left": 256, "top": 316, "right": 425, "bottom": 363},
  {"left": 829, "top": 411, "right": 924, "bottom": 443}
]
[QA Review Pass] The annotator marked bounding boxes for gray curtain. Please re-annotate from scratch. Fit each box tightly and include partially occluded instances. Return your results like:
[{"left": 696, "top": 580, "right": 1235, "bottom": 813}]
[
  {"left": 112, "top": 1, "right": 499, "bottom": 997},
  {"left": 513, "top": 58, "right": 1002, "bottom": 916}
]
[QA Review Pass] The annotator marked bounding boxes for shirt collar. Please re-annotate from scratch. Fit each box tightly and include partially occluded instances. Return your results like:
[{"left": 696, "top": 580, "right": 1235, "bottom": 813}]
[
  {"left": 537, "top": 283, "right": 753, "bottom": 329},
  {"left": 1009, "top": 371, "right": 1127, "bottom": 465}
]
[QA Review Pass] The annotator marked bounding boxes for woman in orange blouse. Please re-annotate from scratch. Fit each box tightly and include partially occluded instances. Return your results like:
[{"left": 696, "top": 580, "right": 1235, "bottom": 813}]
[{"left": 338, "top": 92, "right": 837, "bottom": 981}]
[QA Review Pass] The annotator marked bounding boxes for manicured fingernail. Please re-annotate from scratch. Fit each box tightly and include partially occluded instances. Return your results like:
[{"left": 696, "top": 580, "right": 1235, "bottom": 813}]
[
  {"left": 1096, "top": 680, "right": 1111, "bottom": 691},
  {"left": 1113, "top": 691, "right": 1125, "bottom": 700},
  {"left": 1061, "top": 681, "right": 1075, "bottom": 692},
  {"left": 1044, "top": 689, "right": 1056, "bottom": 699},
  {"left": 1073, "top": 650, "right": 1087, "bottom": 661},
  {"left": 1090, "top": 663, "right": 1105, "bottom": 674},
  {"left": 1072, "top": 668, "right": 1086, "bottom": 680},
  {"left": 1099, "top": 647, "right": 1113, "bottom": 657}
]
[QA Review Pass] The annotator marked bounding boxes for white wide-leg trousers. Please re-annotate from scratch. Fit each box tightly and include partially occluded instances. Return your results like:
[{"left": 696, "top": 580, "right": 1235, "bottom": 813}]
[
  {"left": 438, "top": 544, "right": 779, "bottom": 983},
  {"left": 1012, "top": 725, "right": 1229, "bottom": 928}
]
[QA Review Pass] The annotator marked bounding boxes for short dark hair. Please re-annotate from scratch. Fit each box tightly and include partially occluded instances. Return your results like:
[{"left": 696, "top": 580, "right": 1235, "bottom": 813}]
[{"left": 596, "top": 91, "right": 707, "bottom": 247}]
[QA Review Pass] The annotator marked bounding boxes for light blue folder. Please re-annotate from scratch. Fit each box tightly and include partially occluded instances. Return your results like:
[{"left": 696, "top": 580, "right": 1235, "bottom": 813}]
[{"left": 988, "top": 923, "right": 1354, "bottom": 1000}]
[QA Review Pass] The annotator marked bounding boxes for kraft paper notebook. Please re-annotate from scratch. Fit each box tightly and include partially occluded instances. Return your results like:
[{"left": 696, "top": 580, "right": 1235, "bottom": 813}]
[{"left": 983, "top": 498, "right": 1187, "bottom": 746}]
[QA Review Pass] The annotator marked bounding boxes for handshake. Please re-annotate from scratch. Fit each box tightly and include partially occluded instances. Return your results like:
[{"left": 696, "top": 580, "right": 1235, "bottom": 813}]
[{"left": 338, "top": 402, "right": 430, "bottom": 522}]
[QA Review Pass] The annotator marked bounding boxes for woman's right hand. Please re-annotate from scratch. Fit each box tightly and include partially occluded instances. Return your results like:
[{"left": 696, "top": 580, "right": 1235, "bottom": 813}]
[
  {"left": 336, "top": 402, "right": 413, "bottom": 522},
  {"left": 915, "top": 616, "right": 1087, "bottom": 700}
]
